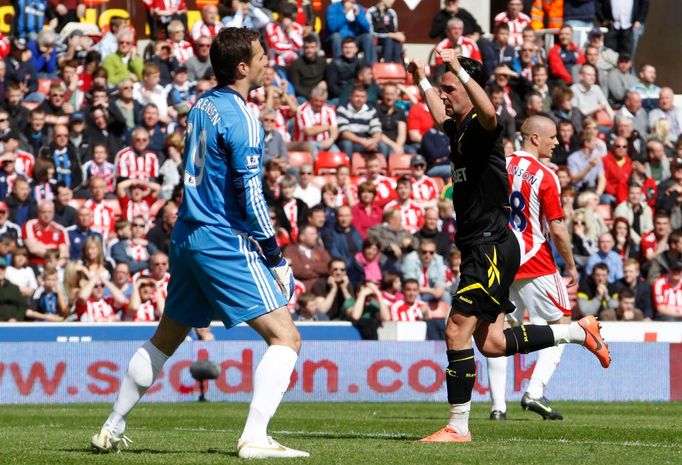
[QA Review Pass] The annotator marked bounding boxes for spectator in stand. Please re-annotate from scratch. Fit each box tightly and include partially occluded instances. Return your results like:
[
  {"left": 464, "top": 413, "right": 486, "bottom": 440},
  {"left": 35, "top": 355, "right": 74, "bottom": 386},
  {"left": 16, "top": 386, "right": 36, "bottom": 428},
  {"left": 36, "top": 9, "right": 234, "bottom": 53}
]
[
  {"left": 572, "top": 43, "right": 609, "bottom": 92},
  {"left": 570, "top": 63, "right": 614, "bottom": 121},
  {"left": 434, "top": 18, "right": 481, "bottom": 65},
  {"left": 614, "top": 183, "right": 653, "bottom": 243},
  {"left": 221, "top": 0, "right": 270, "bottom": 30},
  {"left": 27, "top": 266, "right": 68, "bottom": 321},
  {"left": 548, "top": 25, "right": 584, "bottom": 85},
  {"left": 0, "top": 200, "right": 21, "bottom": 242},
  {"left": 292, "top": 291, "right": 329, "bottom": 321},
  {"left": 415, "top": 207, "right": 450, "bottom": 258},
  {"left": 345, "top": 281, "right": 389, "bottom": 339},
  {"left": 597, "top": 0, "right": 648, "bottom": 56},
  {"left": 22, "top": 199, "right": 68, "bottom": 266},
  {"left": 586, "top": 232, "right": 624, "bottom": 283},
  {"left": 359, "top": 154, "right": 397, "bottom": 207},
  {"left": 148, "top": 202, "right": 178, "bottom": 254},
  {"left": 1, "top": 131, "right": 32, "bottom": 182},
  {"left": 577, "top": 262, "right": 618, "bottom": 318},
  {"left": 75, "top": 270, "right": 123, "bottom": 322},
  {"left": 549, "top": 86, "right": 584, "bottom": 133},
  {"left": 494, "top": 0, "right": 531, "bottom": 47},
  {"left": 293, "top": 164, "right": 320, "bottom": 208},
  {"left": 551, "top": 120, "right": 578, "bottom": 166},
  {"left": 482, "top": 22, "right": 516, "bottom": 77},
  {"left": 629, "top": 63, "right": 660, "bottom": 112},
  {"left": 611, "top": 216, "right": 639, "bottom": 260},
  {"left": 102, "top": 29, "right": 143, "bottom": 87},
  {"left": 607, "top": 54, "right": 638, "bottom": 107},
  {"left": 401, "top": 237, "right": 447, "bottom": 305},
  {"left": 28, "top": 28, "right": 58, "bottom": 78},
  {"left": 337, "top": 86, "right": 384, "bottom": 158},
  {"left": 109, "top": 81, "right": 142, "bottom": 135},
  {"left": 366, "top": 0, "right": 405, "bottom": 64},
  {"left": 408, "top": 154, "right": 439, "bottom": 207},
  {"left": 609, "top": 115, "right": 645, "bottom": 163},
  {"left": 376, "top": 83, "right": 408, "bottom": 155},
  {"left": 321, "top": 205, "right": 363, "bottom": 264},
  {"left": 488, "top": 83, "right": 516, "bottom": 140},
  {"left": 82, "top": 143, "right": 116, "bottom": 194},
  {"left": 383, "top": 176, "right": 424, "bottom": 235},
  {"left": 0, "top": 257, "right": 27, "bottom": 321},
  {"left": 325, "top": 0, "right": 376, "bottom": 64},
  {"left": 106, "top": 261, "right": 132, "bottom": 312},
  {"left": 529, "top": 64, "right": 551, "bottom": 112},
  {"left": 191, "top": 5, "right": 222, "bottom": 41},
  {"left": 288, "top": 35, "right": 326, "bottom": 101},
  {"left": 84, "top": 176, "right": 116, "bottom": 240},
  {"left": 110, "top": 218, "right": 158, "bottom": 274},
  {"left": 65, "top": 206, "right": 102, "bottom": 261},
  {"left": 568, "top": 133, "right": 606, "bottom": 196},
  {"left": 640, "top": 211, "right": 671, "bottom": 265},
  {"left": 421, "top": 127, "right": 450, "bottom": 179},
  {"left": 117, "top": 178, "right": 160, "bottom": 225},
  {"left": 20, "top": 109, "right": 50, "bottom": 157},
  {"left": 652, "top": 259, "right": 682, "bottom": 321},
  {"left": 648, "top": 87, "right": 682, "bottom": 144},
  {"left": 4, "top": 85, "right": 29, "bottom": 134},
  {"left": 367, "top": 206, "right": 417, "bottom": 264},
  {"left": 37, "top": 84, "right": 69, "bottom": 127},
  {"left": 389, "top": 278, "right": 429, "bottom": 322},
  {"left": 429, "top": 0, "right": 482, "bottom": 41},
  {"left": 338, "top": 63, "right": 380, "bottom": 108},
  {"left": 7, "top": 177, "right": 36, "bottom": 227},
  {"left": 614, "top": 258, "right": 653, "bottom": 319},
  {"left": 656, "top": 158, "right": 682, "bottom": 230},
  {"left": 643, "top": 139, "right": 670, "bottom": 185},
  {"left": 94, "top": 16, "right": 127, "bottom": 60},
  {"left": 334, "top": 164, "right": 358, "bottom": 207},
  {"left": 275, "top": 174, "right": 308, "bottom": 242},
  {"left": 126, "top": 276, "right": 164, "bottom": 322},
  {"left": 351, "top": 181, "right": 383, "bottom": 239},
  {"left": 284, "top": 223, "right": 330, "bottom": 290},
  {"left": 260, "top": 109, "right": 288, "bottom": 164},
  {"left": 53, "top": 186, "right": 75, "bottom": 229},
  {"left": 5, "top": 246, "right": 37, "bottom": 298},
  {"left": 133, "top": 63, "right": 170, "bottom": 124},
  {"left": 262, "top": 159, "right": 282, "bottom": 205},
  {"left": 293, "top": 86, "right": 339, "bottom": 157},
  {"left": 186, "top": 35, "right": 212, "bottom": 83},
  {"left": 647, "top": 229, "right": 682, "bottom": 284},
  {"left": 618, "top": 90, "right": 648, "bottom": 136},
  {"left": 264, "top": 2, "right": 303, "bottom": 69},
  {"left": 325, "top": 37, "right": 365, "bottom": 101},
  {"left": 114, "top": 127, "right": 159, "bottom": 183},
  {"left": 600, "top": 287, "right": 644, "bottom": 321},
  {"left": 4, "top": 39, "right": 38, "bottom": 99},
  {"left": 138, "top": 103, "right": 169, "bottom": 154},
  {"left": 602, "top": 136, "right": 632, "bottom": 206}
]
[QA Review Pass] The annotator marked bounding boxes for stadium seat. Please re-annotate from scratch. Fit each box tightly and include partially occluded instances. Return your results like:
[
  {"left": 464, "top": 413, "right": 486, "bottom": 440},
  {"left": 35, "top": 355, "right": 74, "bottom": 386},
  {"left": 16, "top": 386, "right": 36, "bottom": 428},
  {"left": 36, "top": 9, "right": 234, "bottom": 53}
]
[
  {"left": 314, "top": 152, "right": 350, "bottom": 175},
  {"left": 388, "top": 153, "right": 413, "bottom": 177},
  {"left": 372, "top": 63, "right": 407, "bottom": 84},
  {"left": 288, "top": 151, "right": 313, "bottom": 168}
]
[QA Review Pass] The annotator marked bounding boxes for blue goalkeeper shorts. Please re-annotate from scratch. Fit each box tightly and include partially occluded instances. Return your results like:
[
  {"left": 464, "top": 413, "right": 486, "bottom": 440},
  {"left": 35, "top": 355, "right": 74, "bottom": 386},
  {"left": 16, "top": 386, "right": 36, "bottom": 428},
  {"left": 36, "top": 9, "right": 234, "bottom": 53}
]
[{"left": 164, "top": 220, "right": 288, "bottom": 329}]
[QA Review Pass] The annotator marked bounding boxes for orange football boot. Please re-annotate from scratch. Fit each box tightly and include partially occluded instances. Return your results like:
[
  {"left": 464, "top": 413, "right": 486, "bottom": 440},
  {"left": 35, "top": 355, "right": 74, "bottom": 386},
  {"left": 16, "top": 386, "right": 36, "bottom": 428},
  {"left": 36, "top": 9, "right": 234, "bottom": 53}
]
[
  {"left": 418, "top": 426, "right": 471, "bottom": 443},
  {"left": 578, "top": 316, "right": 611, "bottom": 368}
]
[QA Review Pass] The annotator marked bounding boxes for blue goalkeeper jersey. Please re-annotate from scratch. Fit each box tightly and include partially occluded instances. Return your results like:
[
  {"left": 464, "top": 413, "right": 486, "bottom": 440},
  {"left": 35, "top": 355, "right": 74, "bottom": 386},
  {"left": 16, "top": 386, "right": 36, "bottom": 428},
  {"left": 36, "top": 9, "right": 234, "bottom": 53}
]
[{"left": 178, "top": 86, "right": 275, "bottom": 243}]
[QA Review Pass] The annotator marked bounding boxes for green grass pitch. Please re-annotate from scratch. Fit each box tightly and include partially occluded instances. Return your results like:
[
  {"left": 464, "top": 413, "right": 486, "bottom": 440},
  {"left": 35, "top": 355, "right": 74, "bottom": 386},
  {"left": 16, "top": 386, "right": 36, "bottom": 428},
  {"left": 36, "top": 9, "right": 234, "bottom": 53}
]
[{"left": 1, "top": 402, "right": 681, "bottom": 465}]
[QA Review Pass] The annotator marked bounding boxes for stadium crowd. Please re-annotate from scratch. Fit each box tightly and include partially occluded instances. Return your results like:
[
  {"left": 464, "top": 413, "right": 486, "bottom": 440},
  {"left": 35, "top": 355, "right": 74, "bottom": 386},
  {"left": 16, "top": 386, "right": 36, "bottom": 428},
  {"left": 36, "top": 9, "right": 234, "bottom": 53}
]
[{"left": 0, "top": 0, "right": 679, "bottom": 337}]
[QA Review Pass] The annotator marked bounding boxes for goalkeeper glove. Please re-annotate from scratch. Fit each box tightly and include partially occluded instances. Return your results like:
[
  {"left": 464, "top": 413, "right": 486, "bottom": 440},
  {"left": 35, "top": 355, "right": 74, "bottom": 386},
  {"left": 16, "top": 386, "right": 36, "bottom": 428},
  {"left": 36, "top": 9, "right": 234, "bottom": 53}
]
[{"left": 270, "top": 257, "right": 295, "bottom": 301}]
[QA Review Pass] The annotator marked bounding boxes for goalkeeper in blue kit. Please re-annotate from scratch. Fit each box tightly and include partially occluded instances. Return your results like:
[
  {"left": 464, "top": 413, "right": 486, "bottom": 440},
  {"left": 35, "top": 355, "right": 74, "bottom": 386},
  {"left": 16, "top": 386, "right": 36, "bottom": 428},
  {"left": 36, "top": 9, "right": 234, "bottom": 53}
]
[{"left": 91, "top": 28, "right": 309, "bottom": 459}]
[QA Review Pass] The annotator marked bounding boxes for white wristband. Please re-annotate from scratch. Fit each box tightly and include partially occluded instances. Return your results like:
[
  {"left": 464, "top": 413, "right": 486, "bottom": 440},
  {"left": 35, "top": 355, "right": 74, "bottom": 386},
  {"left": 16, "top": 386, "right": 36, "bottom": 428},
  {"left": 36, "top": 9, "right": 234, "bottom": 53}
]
[
  {"left": 419, "top": 78, "right": 432, "bottom": 93},
  {"left": 456, "top": 68, "right": 470, "bottom": 84}
]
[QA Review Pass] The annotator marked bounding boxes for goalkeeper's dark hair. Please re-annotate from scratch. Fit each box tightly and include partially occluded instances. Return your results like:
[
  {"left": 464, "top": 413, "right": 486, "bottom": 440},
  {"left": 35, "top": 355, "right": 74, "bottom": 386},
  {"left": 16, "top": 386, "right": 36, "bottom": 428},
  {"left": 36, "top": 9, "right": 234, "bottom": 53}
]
[
  {"left": 211, "top": 27, "right": 260, "bottom": 87},
  {"left": 457, "top": 57, "right": 487, "bottom": 87}
]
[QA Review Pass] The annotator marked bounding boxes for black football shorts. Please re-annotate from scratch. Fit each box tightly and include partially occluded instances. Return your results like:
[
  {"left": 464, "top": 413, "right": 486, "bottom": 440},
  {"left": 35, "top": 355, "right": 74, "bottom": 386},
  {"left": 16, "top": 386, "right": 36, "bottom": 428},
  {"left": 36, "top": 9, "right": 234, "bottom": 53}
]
[{"left": 451, "top": 232, "right": 521, "bottom": 323}]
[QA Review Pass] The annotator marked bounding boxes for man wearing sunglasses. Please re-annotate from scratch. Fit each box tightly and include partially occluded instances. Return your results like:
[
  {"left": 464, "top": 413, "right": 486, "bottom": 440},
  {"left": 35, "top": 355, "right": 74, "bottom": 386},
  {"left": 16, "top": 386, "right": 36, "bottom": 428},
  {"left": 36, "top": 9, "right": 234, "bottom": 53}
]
[{"left": 409, "top": 52, "right": 610, "bottom": 443}]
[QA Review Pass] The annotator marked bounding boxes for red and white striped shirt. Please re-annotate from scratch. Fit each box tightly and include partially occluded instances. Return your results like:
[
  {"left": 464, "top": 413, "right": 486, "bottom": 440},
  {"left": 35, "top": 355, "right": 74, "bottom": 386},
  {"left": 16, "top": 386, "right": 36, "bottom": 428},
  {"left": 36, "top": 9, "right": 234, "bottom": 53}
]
[
  {"left": 359, "top": 175, "right": 397, "bottom": 207},
  {"left": 119, "top": 194, "right": 156, "bottom": 224},
  {"left": 32, "top": 183, "right": 55, "bottom": 202},
  {"left": 282, "top": 199, "right": 300, "bottom": 241},
  {"left": 153, "top": 0, "right": 186, "bottom": 14},
  {"left": 126, "top": 240, "right": 152, "bottom": 264},
  {"left": 85, "top": 199, "right": 116, "bottom": 239},
  {"left": 15, "top": 150, "right": 34, "bottom": 180},
  {"left": 190, "top": 21, "right": 223, "bottom": 42},
  {"left": 264, "top": 21, "right": 304, "bottom": 67},
  {"left": 295, "top": 102, "right": 337, "bottom": 142},
  {"left": 384, "top": 199, "right": 424, "bottom": 234},
  {"left": 130, "top": 300, "right": 158, "bottom": 322},
  {"left": 494, "top": 11, "right": 532, "bottom": 47},
  {"left": 22, "top": 219, "right": 67, "bottom": 265},
  {"left": 506, "top": 151, "right": 563, "bottom": 279},
  {"left": 76, "top": 297, "right": 117, "bottom": 322},
  {"left": 653, "top": 277, "right": 682, "bottom": 316},
  {"left": 435, "top": 36, "right": 482, "bottom": 63},
  {"left": 133, "top": 270, "right": 170, "bottom": 300},
  {"left": 411, "top": 176, "right": 440, "bottom": 203},
  {"left": 170, "top": 39, "right": 194, "bottom": 64},
  {"left": 390, "top": 299, "right": 425, "bottom": 321},
  {"left": 114, "top": 147, "right": 159, "bottom": 182},
  {"left": 82, "top": 161, "right": 116, "bottom": 194}
]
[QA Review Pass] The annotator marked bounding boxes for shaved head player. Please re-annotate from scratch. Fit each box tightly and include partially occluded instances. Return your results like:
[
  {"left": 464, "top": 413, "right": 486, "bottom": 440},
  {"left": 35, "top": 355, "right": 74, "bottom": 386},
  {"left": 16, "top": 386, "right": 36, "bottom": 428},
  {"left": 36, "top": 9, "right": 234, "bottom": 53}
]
[{"left": 408, "top": 50, "right": 611, "bottom": 443}]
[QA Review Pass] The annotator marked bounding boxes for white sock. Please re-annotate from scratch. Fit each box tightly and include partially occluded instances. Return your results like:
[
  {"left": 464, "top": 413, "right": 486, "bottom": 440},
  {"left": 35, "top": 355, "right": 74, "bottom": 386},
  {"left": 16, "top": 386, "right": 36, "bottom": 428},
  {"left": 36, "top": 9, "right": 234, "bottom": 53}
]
[
  {"left": 550, "top": 322, "right": 585, "bottom": 345},
  {"left": 487, "top": 357, "right": 508, "bottom": 413},
  {"left": 104, "top": 340, "right": 168, "bottom": 436},
  {"left": 526, "top": 345, "right": 565, "bottom": 399},
  {"left": 447, "top": 401, "right": 471, "bottom": 436},
  {"left": 240, "top": 345, "right": 298, "bottom": 444}
]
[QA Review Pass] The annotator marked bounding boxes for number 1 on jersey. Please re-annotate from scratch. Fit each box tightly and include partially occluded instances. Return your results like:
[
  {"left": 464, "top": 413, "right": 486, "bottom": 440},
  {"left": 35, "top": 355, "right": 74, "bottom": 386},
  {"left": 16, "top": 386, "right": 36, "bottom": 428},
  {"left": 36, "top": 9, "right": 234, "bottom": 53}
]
[{"left": 184, "top": 128, "right": 207, "bottom": 188}]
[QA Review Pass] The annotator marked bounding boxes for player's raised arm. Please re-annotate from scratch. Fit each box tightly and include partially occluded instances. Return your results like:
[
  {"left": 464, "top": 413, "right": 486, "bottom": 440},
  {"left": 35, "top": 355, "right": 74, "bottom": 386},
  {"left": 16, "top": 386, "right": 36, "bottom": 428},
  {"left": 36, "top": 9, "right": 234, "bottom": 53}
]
[
  {"left": 439, "top": 49, "right": 497, "bottom": 130},
  {"left": 408, "top": 59, "right": 448, "bottom": 132}
]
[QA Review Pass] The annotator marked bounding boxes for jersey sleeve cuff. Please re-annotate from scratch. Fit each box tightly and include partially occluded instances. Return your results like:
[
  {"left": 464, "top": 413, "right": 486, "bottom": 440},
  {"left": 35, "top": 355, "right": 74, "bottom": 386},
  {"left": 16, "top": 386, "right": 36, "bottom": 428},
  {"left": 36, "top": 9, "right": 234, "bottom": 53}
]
[{"left": 258, "top": 236, "right": 282, "bottom": 266}]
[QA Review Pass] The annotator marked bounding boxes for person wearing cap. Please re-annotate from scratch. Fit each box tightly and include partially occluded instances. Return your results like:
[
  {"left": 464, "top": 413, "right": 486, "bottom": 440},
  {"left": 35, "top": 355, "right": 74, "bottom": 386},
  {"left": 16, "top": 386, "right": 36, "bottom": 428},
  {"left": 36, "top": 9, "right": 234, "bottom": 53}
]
[
  {"left": 5, "top": 38, "right": 39, "bottom": 97},
  {"left": 548, "top": 24, "right": 584, "bottom": 85},
  {"left": 409, "top": 154, "right": 440, "bottom": 208},
  {"left": 0, "top": 256, "right": 27, "bottom": 322},
  {"left": 607, "top": 54, "right": 639, "bottom": 107}
]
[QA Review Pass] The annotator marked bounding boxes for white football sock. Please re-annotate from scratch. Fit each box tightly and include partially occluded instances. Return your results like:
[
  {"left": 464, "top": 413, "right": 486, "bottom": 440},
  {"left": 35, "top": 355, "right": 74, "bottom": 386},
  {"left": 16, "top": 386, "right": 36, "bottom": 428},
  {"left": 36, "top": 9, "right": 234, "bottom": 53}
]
[
  {"left": 240, "top": 345, "right": 298, "bottom": 444},
  {"left": 104, "top": 340, "right": 168, "bottom": 436},
  {"left": 526, "top": 345, "right": 565, "bottom": 399},
  {"left": 447, "top": 401, "right": 471, "bottom": 436},
  {"left": 550, "top": 322, "right": 585, "bottom": 345},
  {"left": 487, "top": 356, "right": 508, "bottom": 413}
]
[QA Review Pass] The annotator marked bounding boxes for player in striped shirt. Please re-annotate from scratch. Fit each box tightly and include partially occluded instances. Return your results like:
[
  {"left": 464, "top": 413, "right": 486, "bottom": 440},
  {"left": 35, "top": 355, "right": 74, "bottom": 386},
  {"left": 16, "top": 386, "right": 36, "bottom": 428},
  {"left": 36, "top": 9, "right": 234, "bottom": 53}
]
[
  {"left": 487, "top": 116, "right": 580, "bottom": 421},
  {"left": 434, "top": 18, "right": 482, "bottom": 65},
  {"left": 92, "top": 28, "right": 308, "bottom": 459}
]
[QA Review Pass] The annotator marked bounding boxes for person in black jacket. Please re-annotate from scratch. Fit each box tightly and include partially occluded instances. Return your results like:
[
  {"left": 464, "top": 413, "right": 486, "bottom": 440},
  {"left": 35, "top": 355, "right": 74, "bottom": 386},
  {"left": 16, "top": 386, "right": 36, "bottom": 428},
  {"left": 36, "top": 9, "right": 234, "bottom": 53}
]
[
  {"left": 614, "top": 258, "right": 653, "bottom": 319},
  {"left": 429, "top": 0, "right": 482, "bottom": 40},
  {"left": 597, "top": 0, "right": 649, "bottom": 56},
  {"left": 0, "top": 257, "right": 27, "bottom": 321},
  {"left": 325, "top": 37, "right": 366, "bottom": 100},
  {"left": 6, "top": 177, "right": 37, "bottom": 227},
  {"left": 287, "top": 35, "right": 326, "bottom": 101}
]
